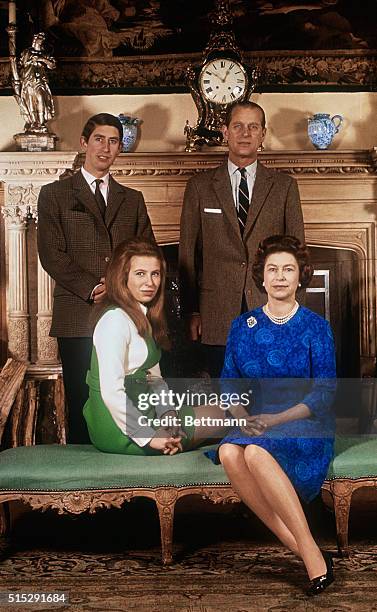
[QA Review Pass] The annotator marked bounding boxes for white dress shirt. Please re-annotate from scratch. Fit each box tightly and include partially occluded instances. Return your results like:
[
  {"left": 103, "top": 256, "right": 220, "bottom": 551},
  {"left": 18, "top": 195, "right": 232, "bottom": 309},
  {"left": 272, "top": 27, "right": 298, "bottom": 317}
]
[
  {"left": 81, "top": 167, "right": 109, "bottom": 205},
  {"left": 227, "top": 159, "right": 257, "bottom": 211}
]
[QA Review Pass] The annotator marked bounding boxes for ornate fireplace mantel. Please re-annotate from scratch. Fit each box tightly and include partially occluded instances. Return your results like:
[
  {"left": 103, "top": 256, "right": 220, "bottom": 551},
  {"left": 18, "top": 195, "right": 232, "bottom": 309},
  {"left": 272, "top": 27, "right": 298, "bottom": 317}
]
[{"left": 1, "top": 149, "right": 377, "bottom": 376}]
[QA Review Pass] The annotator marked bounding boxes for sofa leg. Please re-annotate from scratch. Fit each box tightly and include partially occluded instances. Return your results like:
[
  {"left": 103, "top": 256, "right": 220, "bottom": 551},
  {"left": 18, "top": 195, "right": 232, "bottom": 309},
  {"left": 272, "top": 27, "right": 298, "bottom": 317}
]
[
  {"left": 0, "top": 503, "right": 13, "bottom": 561},
  {"left": 331, "top": 481, "right": 353, "bottom": 557},
  {"left": 155, "top": 489, "right": 177, "bottom": 565},
  {"left": 0, "top": 503, "right": 10, "bottom": 537}
]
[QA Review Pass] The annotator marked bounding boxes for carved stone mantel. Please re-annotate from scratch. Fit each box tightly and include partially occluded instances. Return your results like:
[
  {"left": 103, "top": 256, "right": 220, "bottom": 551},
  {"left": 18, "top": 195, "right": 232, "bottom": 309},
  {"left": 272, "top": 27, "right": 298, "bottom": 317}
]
[{"left": 0, "top": 149, "right": 377, "bottom": 374}]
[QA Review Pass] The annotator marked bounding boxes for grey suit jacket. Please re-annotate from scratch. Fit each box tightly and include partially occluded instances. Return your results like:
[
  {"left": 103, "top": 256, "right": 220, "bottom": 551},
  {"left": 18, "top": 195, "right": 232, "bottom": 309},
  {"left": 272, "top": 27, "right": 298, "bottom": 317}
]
[
  {"left": 179, "top": 160, "right": 305, "bottom": 345},
  {"left": 38, "top": 170, "right": 154, "bottom": 337}
]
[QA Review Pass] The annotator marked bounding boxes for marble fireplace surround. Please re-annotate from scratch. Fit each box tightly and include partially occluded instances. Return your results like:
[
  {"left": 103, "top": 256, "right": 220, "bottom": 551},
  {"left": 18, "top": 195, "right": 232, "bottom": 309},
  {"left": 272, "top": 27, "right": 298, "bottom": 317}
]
[{"left": 0, "top": 149, "right": 377, "bottom": 378}]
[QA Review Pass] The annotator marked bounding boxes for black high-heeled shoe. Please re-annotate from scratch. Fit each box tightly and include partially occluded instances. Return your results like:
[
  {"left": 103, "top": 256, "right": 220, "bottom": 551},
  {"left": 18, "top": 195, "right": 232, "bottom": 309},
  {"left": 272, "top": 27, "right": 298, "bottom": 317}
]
[{"left": 306, "top": 551, "right": 334, "bottom": 596}]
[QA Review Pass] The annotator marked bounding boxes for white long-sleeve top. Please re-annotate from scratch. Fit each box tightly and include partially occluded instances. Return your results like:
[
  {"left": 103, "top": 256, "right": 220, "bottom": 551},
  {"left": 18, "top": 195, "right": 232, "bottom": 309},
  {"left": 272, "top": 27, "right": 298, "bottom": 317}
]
[{"left": 93, "top": 306, "right": 170, "bottom": 447}]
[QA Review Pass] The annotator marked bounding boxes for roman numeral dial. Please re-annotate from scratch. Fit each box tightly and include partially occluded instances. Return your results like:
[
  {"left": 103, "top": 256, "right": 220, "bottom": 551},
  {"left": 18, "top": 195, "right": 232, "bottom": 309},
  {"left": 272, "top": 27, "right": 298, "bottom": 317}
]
[{"left": 199, "top": 59, "right": 247, "bottom": 105}]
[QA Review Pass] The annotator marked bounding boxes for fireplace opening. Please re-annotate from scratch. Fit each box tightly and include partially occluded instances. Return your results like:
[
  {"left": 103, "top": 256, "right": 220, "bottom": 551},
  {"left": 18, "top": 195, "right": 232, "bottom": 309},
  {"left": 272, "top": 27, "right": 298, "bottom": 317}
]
[{"left": 308, "top": 246, "right": 360, "bottom": 378}]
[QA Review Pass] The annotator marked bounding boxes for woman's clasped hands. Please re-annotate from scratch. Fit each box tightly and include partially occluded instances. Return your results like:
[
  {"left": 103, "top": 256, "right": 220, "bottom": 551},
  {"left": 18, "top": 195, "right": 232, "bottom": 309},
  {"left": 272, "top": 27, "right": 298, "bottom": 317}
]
[
  {"left": 148, "top": 432, "right": 183, "bottom": 455},
  {"left": 229, "top": 403, "right": 280, "bottom": 437},
  {"left": 240, "top": 413, "right": 280, "bottom": 436},
  {"left": 148, "top": 410, "right": 187, "bottom": 455}
]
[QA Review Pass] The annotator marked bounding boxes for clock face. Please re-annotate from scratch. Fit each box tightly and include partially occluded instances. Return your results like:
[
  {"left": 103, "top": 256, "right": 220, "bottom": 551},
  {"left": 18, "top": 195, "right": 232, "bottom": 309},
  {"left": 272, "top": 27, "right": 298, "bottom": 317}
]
[{"left": 199, "top": 59, "right": 247, "bottom": 105}]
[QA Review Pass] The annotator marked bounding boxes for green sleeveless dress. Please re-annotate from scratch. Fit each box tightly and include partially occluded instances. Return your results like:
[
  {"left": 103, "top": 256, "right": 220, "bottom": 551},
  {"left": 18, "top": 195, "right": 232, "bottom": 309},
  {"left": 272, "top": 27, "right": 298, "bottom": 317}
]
[{"left": 83, "top": 319, "right": 195, "bottom": 455}]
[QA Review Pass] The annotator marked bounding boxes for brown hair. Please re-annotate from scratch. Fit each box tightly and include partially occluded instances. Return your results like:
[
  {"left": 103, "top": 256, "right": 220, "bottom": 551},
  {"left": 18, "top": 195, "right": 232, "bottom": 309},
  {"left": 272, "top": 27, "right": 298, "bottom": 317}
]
[
  {"left": 81, "top": 113, "right": 123, "bottom": 143},
  {"left": 97, "top": 239, "right": 170, "bottom": 350},
  {"left": 252, "top": 235, "right": 313, "bottom": 291},
  {"left": 224, "top": 101, "right": 266, "bottom": 129}
]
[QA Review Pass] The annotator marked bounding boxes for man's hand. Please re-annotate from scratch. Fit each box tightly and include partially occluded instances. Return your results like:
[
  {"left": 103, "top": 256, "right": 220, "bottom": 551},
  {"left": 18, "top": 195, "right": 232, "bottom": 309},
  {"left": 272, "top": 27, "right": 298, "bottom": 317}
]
[
  {"left": 188, "top": 313, "right": 202, "bottom": 341},
  {"left": 93, "top": 277, "right": 107, "bottom": 303}
]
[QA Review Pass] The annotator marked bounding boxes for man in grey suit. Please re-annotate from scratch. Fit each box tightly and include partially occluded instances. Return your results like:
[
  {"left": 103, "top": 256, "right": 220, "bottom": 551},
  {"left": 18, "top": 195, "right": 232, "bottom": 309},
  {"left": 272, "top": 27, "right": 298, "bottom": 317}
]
[
  {"left": 38, "top": 113, "right": 154, "bottom": 442},
  {"left": 179, "top": 101, "right": 304, "bottom": 377}
]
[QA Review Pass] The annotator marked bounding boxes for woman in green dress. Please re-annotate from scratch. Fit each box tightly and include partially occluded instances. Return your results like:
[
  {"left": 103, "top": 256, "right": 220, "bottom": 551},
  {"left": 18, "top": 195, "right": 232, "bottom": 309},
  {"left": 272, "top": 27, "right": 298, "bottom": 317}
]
[{"left": 84, "top": 239, "right": 221, "bottom": 455}]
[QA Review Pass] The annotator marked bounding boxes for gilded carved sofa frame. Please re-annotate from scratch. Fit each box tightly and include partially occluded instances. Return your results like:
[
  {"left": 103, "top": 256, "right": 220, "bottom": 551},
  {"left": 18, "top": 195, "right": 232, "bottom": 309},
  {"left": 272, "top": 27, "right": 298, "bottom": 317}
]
[{"left": 0, "top": 484, "right": 240, "bottom": 565}]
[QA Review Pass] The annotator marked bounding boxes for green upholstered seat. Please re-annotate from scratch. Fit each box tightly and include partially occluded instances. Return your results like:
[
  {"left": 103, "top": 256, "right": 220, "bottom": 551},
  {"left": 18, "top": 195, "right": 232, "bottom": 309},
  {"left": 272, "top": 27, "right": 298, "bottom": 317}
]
[
  {"left": 0, "top": 444, "right": 229, "bottom": 491},
  {"left": 1, "top": 435, "right": 376, "bottom": 493},
  {"left": 326, "top": 435, "right": 377, "bottom": 480}
]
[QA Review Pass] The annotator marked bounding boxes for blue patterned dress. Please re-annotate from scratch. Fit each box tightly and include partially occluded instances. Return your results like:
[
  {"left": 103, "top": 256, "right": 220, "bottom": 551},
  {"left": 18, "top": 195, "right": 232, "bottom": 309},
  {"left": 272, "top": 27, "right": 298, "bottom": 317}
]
[{"left": 206, "top": 306, "right": 336, "bottom": 502}]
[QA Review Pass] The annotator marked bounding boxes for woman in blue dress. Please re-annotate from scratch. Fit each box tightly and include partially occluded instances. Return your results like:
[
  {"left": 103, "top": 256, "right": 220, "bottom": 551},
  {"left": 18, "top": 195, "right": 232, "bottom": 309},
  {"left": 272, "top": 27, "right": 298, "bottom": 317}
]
[{"left": 209, "top": 235, "right": 336, "bottom": 596}]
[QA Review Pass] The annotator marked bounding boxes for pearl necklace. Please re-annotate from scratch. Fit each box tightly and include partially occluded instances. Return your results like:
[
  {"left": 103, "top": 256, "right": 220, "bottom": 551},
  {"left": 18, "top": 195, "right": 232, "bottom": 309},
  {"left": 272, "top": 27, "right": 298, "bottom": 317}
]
[{"left": 263, "top": 301, "right": 299, "bottom": 325}]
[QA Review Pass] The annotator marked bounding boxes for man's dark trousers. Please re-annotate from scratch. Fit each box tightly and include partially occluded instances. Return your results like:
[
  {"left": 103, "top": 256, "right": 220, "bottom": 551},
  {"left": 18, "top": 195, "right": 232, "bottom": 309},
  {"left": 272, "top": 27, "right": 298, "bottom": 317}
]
[{"left": 58, "top": 337, "right": 93, "bottom": 444}]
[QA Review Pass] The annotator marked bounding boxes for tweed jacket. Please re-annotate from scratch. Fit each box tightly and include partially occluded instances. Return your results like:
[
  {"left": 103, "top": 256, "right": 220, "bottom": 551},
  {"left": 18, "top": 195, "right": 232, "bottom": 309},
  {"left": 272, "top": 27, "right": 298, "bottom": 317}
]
[
  {"left": 37, "top": 170, "right": 154, "bottom": 337},
  {"left": 179, "top": 160, "right": 305, "bottom": 346}
]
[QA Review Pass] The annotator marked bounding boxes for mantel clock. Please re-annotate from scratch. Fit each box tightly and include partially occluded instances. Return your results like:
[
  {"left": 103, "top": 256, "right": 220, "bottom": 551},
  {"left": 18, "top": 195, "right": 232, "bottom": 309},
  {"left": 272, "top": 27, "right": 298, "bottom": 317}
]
[{"left": 184, "top": 1, "right": 258, "bottom": 152}]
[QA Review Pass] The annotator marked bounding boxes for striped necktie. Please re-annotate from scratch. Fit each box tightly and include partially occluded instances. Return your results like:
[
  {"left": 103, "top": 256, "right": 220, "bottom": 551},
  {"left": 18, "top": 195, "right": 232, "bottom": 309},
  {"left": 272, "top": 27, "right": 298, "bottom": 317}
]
[
  {"left": 94, "top": 178, "right": 106, "bottom": 218},
  {"left": 237, "top": 167, "right": 249, "bottom": 235}
]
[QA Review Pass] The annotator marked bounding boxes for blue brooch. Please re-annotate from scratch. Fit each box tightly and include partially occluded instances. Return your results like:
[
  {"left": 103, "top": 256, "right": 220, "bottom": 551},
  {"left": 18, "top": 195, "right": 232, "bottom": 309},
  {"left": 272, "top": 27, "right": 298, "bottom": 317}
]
[{"left": 246, "top": 316, "right": 257, "bottom": 328}]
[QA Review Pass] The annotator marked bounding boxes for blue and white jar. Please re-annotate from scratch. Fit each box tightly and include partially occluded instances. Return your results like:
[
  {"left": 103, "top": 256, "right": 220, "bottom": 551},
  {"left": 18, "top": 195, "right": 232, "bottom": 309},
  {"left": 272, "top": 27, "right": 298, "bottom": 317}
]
[
  {"left": 307, "top": 113, "right": 343, "bottom": 150},
  {"left": 118, "top": 114, "right": 141, "bottom": 152}
]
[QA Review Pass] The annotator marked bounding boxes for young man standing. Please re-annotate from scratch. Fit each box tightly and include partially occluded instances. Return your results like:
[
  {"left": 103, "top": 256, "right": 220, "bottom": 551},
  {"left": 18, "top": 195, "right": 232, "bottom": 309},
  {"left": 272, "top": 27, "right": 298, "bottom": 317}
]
[{"left": 38, "top": 113, "right": 154, "bottom": 443}]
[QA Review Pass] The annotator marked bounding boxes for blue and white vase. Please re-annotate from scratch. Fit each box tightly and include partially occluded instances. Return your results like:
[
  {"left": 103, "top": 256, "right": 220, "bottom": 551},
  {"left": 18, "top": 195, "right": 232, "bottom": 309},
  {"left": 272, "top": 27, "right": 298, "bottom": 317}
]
[
  {"left": 118, "top": 114, "right": 141, "bottom": 152},
  {"left": 307, "top": 113, "right": 343, "bottom": 150}
]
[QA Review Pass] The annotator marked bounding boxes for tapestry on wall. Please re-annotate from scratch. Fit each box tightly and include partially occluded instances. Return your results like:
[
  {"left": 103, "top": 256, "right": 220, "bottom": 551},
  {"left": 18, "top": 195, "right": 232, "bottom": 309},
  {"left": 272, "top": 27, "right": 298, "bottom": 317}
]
[{"left": 0, "top": 0, "right": 376, "bottom": 92}]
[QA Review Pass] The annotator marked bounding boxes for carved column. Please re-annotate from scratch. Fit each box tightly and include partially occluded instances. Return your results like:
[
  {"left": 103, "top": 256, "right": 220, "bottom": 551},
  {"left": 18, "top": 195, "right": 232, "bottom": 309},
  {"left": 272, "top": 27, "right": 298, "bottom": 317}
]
[
  {"left": 0, "top": 154, "right": 76, "bottom": 373},
  {"left": 37, "top": 258, "right": 58, "bottom": 364},
  {"left": 2, "top": 206, "right": 29, "bottom": 361},
  {"left": 2, "top": 183, "right": 41, "bottom": 362}
]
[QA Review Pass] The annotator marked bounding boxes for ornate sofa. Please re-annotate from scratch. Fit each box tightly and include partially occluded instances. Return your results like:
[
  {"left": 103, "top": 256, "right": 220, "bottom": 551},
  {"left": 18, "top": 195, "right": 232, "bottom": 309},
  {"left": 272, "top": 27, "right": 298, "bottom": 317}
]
[{"left": 1, "top": 359, "right": 376, "bottom": 562}]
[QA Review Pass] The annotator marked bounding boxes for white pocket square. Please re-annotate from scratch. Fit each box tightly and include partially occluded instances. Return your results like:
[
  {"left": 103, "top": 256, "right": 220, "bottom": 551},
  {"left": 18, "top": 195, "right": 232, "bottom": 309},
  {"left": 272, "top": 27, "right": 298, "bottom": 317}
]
[{"left": 204, "top": 208, "right": 222, "bottom": 214}]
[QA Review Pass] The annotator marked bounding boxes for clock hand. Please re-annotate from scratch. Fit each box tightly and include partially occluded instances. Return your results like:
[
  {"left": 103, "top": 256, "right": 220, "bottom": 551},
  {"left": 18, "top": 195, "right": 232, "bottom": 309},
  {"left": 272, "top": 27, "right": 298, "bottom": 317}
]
[
  {"left": 219, "top": 68, "right": 229, "bottom": 82},
  {"left": 207, "top": 71, "right": 224, "bottom": 83},
  {"left": 215, "top": 72, "right": 226, "bottom": 83},
  {"left": 219, "top": 68, "right": 233, "bottom": 83}
]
